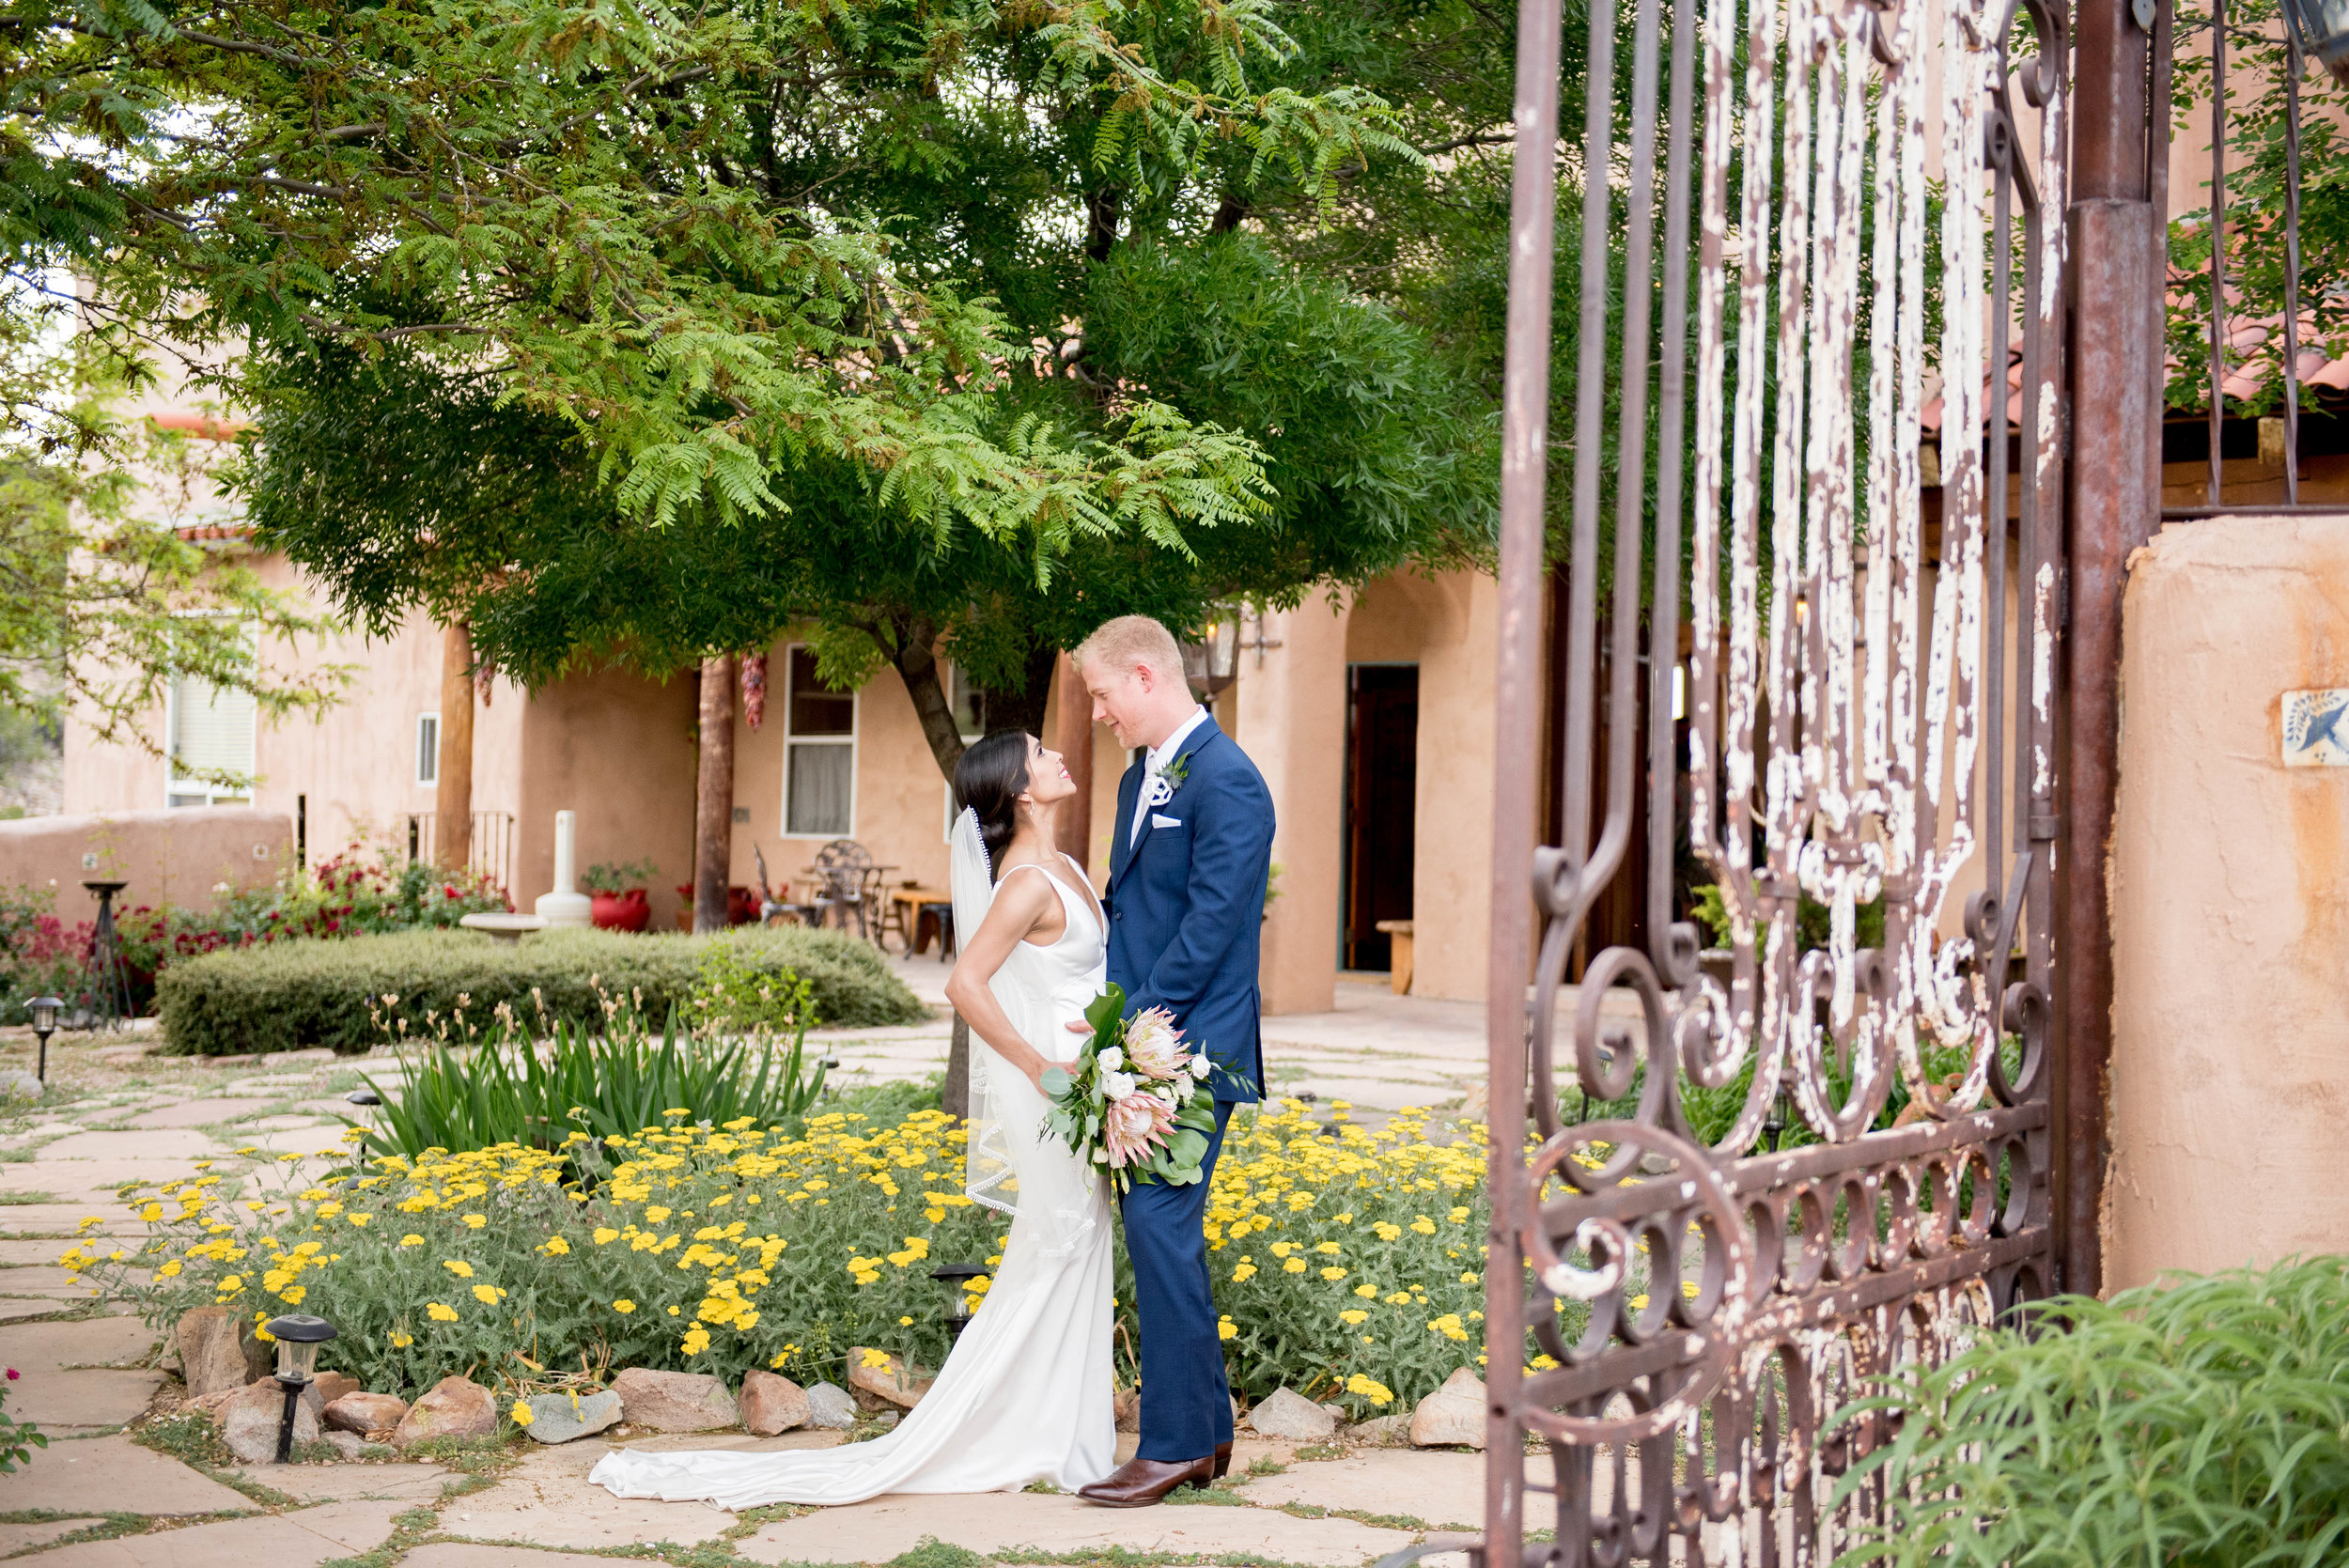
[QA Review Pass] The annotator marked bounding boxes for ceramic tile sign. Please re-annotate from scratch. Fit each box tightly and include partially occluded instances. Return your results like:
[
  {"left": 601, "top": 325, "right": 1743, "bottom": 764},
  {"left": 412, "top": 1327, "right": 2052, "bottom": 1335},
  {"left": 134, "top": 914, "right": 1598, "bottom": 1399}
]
[{"left": 2282, "top": 688, "right": 2349, "bottom": 767}]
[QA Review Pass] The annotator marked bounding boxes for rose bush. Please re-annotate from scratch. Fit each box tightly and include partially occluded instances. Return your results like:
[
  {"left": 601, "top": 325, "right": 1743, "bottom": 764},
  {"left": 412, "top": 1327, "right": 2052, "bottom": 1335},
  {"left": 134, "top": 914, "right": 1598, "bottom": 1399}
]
[{"left": 62, "top": 1100, "right": 1533, "bottom": 1418}]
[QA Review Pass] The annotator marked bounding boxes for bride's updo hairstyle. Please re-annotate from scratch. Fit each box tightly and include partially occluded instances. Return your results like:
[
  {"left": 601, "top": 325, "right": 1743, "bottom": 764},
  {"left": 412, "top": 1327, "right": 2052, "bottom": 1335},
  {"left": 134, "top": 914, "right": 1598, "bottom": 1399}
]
[{"left": 954, "top": 730, "right": 1033, "bottom": 883}]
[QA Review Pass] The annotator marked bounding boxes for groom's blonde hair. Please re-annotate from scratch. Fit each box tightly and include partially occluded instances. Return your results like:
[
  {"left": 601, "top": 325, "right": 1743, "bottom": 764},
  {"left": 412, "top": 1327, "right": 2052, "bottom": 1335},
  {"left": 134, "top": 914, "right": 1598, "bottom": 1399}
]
[{"left": 1073, "top": 614, "right": 1185, "bottom": 681}]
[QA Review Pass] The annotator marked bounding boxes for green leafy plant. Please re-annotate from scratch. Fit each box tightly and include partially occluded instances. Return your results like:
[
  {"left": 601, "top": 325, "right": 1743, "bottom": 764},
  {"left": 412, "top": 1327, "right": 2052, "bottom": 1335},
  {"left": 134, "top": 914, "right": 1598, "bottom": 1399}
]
[
  {"left": 1833, "top": 1255, "right": 2349, "bottom": 1565},
  {"left": 0, "top": 1366, "right": 48, "bottom": 1472},
  {"left": 355, "top": 998, "right": 826, "bottom": 1161},
  {"left": 687, "top": 939, "right": 817, "bottom": 1040},
  {"left": 582, "top": 860, "right": 661, "bottom": 896}
]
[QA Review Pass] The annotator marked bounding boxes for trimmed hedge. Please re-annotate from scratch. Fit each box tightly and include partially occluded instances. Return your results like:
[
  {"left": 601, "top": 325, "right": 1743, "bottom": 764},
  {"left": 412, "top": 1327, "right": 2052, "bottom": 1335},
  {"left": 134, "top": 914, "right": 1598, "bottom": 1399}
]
[{"left": 153, "top": 926, "right": 930, "bottom": 1057}]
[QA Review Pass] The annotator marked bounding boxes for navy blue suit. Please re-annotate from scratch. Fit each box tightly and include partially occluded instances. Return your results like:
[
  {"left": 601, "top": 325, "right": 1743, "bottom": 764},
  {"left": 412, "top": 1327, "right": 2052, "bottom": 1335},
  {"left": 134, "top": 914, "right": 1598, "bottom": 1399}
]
[{"left": 1104, "top": 716, "right": 1273, "bottom": 1463}]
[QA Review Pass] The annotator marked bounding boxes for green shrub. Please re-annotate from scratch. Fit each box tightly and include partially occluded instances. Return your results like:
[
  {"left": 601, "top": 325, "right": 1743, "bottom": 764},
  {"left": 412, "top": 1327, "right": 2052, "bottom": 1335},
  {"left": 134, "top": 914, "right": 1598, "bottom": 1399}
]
[
  {"left": 361, "top": 999, "right": 827, "bottom": 1160},
  {"left": 1834, "top": 1256, "right": 2349, "bottom": 1564},
  {"left": 153, "top": 925, "right": 929, "bottom": 1056}
]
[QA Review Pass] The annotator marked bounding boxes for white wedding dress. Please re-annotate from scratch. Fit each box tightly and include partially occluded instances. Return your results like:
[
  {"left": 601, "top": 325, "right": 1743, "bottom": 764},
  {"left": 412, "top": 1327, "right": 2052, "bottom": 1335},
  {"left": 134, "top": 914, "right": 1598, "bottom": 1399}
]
[{"left": 589, "top": 850, "right": 1116, "bottom": 1509}]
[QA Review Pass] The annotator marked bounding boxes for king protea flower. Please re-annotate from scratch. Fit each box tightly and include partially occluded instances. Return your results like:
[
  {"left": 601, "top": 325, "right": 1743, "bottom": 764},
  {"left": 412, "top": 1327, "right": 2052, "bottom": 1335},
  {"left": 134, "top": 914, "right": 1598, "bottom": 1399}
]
[
  {"left": 1102, "top": 1088, "right": 1177, "bottom": 1169},
  {"left": 1124, "top": 1008, "right": 1188, "bottom": 1080}
]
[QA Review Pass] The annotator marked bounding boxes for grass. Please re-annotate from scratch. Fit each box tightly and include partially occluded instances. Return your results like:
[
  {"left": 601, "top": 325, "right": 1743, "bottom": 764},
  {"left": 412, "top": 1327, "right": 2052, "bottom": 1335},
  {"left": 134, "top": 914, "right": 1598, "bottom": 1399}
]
[{"left": 0, "top": 1189, "right": 56, "bottom": 1205}]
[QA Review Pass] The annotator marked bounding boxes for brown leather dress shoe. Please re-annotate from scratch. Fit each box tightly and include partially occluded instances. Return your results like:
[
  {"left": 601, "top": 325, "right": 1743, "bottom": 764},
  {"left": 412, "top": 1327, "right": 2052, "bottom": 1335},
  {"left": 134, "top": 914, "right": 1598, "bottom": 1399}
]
[
  {"left": 1077, "top": 1454, "right": 1214, "bottom": 1507},
  {"left": 1213, "top": 1440, "right": 1233, "bottom": 1480}
]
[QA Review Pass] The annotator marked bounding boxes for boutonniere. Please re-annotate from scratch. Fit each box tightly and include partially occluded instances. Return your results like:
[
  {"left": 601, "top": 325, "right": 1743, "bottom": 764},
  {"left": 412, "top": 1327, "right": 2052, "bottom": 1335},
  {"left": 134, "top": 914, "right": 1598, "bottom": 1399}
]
[{"left": 1139, "top": 753, "right": 1191, "bottom": 814}]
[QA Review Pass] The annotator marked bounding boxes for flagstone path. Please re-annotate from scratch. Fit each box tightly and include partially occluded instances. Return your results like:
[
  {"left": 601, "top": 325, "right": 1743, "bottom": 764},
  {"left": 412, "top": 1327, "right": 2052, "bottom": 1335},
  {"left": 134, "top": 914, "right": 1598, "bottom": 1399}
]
[{"left": 0, "top": 1010, "right": 1524, "bottom": 1567}]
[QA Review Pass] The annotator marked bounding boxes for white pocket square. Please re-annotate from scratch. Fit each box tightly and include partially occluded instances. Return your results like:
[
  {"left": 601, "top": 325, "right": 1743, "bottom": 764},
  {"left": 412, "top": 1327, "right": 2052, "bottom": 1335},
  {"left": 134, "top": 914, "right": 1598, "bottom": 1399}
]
[{"left": 1150, "top": 814, "right": 1183, "bottom": 830}]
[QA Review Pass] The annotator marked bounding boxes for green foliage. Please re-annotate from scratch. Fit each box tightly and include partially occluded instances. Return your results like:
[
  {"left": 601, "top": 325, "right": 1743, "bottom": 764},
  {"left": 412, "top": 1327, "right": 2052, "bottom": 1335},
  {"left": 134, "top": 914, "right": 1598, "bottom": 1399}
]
[
  {"left": 581, "top": 860, "right": 660, "bottom": 896},
  {"left": 152, "top": 926, "right": 926, "bottom": 1056},
  {"left": 685, "top": 942, "right": 817, "bottom": 1041},
  {"left": 1835, "top": 1256, "right": 2349, "bottom": 1565},
  {"left": 1689, "top": 882, "right": 1888, "bottom": 958},
  {"left": 0, "top": 1369, "right": 48, "bottom": 1473},
  {"left": 0, "top": 290, "right": 345, "bottom": 776},
  {"left": 2165, "top": 0, "right": 2349, "bottom": 417},
  {"left": 358, "top": 1002, "right": 826, "bottom": 1162}
]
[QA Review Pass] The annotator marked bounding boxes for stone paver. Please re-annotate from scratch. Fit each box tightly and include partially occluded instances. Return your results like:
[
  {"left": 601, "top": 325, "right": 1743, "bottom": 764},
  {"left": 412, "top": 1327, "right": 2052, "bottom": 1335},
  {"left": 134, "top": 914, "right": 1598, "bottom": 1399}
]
[
  {"left": 4, "top": 1434, "right": 256, "bottom": 1515},
  {"left": 0, "top": 1237, "right": 81, "bottom": 1264},
  {"left": 120, "top": 1098, "right": 288, "bottom": 1129},
  {"left": 1235, "top": 1450, "right": 1554, "bottom": 1532},
  {"left": 6, "top": 1365, "right": 162, "bottom": 1426},
  {"left": 440, "top": 1457, "right": 735, "bottom": 1550},
  {"left": 0, "top": 1313, "right": 159, "bottom": 1370},
  {"left": 0, "top": 1296, "right": 68, "bottom": 1323},
  {"left": 402, "top": 1547, "right": 630, "bottom": 1568},
  {"left": 34, "top": 1130, "right": 224, "bottom": 1163},
  {"left": 30, "top": 1498, "right": 403, "bottom": 1567},
  {"left": 228, "top": 1460, "right": 452, "bottom": 1502},
  {"left": 739, "top": 1488, "right": 1418, "bottom": 1566},
  {"left": 0, "top": 1265, "right": 117, "bottom": 1297},
  {"left": 0, "top": 1517, "right": 106, "bottom": 1554},
  {"left": 0, "top": 1204, "right": 143, "bottom": 1236}
]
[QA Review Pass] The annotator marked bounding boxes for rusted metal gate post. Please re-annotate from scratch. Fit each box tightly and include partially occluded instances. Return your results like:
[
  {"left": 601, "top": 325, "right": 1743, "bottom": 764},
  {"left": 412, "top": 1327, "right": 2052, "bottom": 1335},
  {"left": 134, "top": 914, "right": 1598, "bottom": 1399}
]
[{"left": 2059, "top": 0, "right": 2166, "bottom": 1299}]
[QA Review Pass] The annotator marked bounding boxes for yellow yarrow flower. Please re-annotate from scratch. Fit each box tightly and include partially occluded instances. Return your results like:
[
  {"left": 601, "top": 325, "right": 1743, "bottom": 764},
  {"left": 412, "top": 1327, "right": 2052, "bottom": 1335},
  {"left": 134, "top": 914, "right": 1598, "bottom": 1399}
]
[
  {"left": 613, "top": 1299, "right": 636, "bottom": 1313},
  {"left": 511, "top": 1400, "right": 534, "bottom": 1426},
  {"left": 443, "top": 1260, "right": 474, "bottom": 1278},
  {"left": 427, "top": 1302, "right": 459, "bottom": 1322}
]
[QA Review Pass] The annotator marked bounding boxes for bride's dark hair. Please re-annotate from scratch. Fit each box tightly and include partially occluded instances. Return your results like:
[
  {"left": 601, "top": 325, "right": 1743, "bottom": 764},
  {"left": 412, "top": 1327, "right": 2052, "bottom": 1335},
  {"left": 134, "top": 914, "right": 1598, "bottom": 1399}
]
[{"left": 954, "top": 730, "right": 1033, "bottom": 882}]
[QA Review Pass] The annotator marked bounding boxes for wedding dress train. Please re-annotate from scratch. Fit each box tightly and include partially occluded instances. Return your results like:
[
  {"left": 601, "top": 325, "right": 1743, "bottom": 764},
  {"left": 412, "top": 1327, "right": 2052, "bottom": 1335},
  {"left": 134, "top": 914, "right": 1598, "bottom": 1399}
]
[{"left": 589, "top": 859, "right": 1115, "bottom": 1509}]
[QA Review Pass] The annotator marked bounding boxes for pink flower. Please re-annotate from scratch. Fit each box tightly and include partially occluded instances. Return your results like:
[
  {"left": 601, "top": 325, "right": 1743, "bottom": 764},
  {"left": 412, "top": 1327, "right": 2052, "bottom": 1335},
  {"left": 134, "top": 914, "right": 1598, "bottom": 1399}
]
[
  {"left": 1102, "top": 1089, "right": 1176, "bottom": 1170},
  {"left": 1123, "top": 1008, "right": 1188, "bottom": 1080},
  {"left": 5, "top": 1367, "right": 17, "bottom": 1380}
]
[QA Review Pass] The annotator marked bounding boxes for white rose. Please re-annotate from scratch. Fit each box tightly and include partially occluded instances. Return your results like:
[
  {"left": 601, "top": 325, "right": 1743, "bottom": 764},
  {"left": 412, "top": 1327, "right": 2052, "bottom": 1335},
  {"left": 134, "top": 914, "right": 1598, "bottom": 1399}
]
[
  {"left": 1096, "top": 1044, "right": 1125, "bottom": 1073},
  {"left": 1189, "top": 1055, "right": 1213, "bottom": 1079},
  {"left": 1104, "top": 1070, "right": 1138, "bottom": 1102}
]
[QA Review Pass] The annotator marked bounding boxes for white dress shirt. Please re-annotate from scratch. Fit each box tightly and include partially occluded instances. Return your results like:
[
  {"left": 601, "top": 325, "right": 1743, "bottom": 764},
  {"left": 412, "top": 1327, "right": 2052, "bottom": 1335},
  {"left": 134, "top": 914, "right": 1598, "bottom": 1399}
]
[{"left": 1129, "top": 706, "right": 1209, "bottom": 846}]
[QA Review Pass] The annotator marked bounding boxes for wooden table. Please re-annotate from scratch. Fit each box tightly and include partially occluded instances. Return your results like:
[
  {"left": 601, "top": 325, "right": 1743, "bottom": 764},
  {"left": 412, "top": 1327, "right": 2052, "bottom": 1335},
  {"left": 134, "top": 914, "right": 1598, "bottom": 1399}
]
[{"left": 892, "top": 887, "right": 956, "bottom": 959}]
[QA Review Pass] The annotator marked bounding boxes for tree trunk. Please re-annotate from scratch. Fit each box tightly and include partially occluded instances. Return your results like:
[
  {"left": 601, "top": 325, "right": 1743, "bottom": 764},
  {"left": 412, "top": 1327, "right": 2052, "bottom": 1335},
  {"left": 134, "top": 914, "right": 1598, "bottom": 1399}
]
[
  {"left": 435, "top": 621, "right": 474, "bottom": 872},
  {"left": 943, "top": 1013, "right": 971, "bottom": 1122},
  {"left": 1055, "top": 651, "right": 1094, "bottom": 873},
  {"left": 891, "top": 620, "right": 968, "bottom": 783},
  {"left": 694, "top": 654, "right": 736, "bottom": 934}
]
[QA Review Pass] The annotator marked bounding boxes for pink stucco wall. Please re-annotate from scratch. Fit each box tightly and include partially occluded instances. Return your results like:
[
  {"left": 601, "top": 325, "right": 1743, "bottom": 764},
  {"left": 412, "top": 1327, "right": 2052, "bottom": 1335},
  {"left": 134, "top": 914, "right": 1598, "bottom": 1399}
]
[{"left": 0, "top": 807, "right": 290, "bottom": 917}]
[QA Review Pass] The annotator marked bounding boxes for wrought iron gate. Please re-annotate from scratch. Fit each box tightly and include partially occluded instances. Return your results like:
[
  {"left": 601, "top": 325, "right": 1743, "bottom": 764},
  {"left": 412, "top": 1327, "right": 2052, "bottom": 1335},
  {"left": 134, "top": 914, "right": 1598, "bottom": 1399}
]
[{"left": 1472, "top": 0, "right": 2095, "bottom": 1551}]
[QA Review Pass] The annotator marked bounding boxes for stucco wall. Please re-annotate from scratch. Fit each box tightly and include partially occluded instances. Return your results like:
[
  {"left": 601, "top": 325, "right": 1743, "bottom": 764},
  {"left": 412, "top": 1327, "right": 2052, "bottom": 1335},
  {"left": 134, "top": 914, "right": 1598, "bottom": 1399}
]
[
  {"left": 0, "top": 807, "right": 290, "bottom": 916},
  {"left": 2108, "top": 513, "right": 2349, "bottom": 1288},
  {"left": 515, "top": 668, "right": 699, "bottom": 932},
  {"left": 1241, "top": 590, "right": 1349, "bottom": 1015}
]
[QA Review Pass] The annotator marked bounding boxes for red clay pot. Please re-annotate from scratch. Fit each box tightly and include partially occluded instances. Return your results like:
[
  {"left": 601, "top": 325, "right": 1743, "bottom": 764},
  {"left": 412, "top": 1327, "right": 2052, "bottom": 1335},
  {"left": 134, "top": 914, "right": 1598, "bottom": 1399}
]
[{"left": 590, "top": 889, "right": 651, "bottom": 932}]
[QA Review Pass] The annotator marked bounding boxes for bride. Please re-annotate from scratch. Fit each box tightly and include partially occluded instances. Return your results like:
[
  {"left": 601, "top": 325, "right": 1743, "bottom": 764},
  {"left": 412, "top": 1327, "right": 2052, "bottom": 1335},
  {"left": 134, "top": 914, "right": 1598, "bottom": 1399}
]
[{"left": 590, "top": 729, "right": 1118, "bottom": 1508}]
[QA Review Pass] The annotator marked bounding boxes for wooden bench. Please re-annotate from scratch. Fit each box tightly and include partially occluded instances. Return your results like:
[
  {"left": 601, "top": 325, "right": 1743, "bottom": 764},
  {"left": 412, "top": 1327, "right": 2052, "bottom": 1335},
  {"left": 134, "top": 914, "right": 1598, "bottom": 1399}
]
[{"left": 1375, "top": 919, "right": 1415, "bottom": 995}]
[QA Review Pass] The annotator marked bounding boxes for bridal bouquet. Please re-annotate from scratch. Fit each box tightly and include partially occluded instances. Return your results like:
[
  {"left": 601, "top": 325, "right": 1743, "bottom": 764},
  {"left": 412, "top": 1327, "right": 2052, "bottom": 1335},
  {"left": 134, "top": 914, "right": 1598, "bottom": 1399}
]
[{"left": 1040, "top": 984, "right": 1218, "bottom": 1192}]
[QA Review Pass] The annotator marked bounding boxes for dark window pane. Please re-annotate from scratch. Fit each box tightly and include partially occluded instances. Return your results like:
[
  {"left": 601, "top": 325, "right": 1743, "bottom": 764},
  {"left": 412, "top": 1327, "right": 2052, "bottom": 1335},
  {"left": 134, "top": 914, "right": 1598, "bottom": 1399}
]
[{"left": 788, "top": 647, "right": 855, "bottom": 737}]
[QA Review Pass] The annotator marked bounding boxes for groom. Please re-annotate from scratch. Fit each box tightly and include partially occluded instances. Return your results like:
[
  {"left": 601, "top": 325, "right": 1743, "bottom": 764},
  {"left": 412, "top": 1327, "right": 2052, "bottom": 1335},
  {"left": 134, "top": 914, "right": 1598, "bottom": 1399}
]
[{"left": 1069, "top": 614, "right": 1274, "bottom": 1508}]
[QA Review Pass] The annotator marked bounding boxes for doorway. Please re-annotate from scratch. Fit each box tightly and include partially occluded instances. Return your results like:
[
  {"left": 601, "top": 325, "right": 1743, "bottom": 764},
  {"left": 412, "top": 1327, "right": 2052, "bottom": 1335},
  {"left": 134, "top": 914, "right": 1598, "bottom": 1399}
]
[{"left": 1343, "top": 663, "right": 1418, "bottom": 971}]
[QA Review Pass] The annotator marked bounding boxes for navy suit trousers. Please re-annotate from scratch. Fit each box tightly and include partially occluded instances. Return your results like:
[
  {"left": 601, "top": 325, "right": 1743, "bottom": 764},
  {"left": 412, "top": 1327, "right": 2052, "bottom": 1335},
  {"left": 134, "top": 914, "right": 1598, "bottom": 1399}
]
[{"left": 1120, "top": 1097, "right": 1236, "bottom": 1461}]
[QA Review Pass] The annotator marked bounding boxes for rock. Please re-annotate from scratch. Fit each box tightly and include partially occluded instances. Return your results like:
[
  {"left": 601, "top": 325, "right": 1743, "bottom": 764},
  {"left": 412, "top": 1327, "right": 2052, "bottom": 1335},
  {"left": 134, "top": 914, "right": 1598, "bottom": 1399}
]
[
  {"left": 1346, "top": 1414, "right": 1412, "bottom": 1447},
  {"left": 390, "top": 1375, "right": 497, "bottom": 1447},
  {"left": 219, "top": 1379, "right": 321, "bottom": 1463},
  {"left": 609, "top": 1368, "right": 737, "bottom": 1433},
  {"left": 739, "top": 1370, "right": 810, "bottom": 1436},
  {"left": 321, "top": 1430, "right": 380, "bottom": 1459},
  {"left": 1408, "top": 1367, "right": 1487, "bottom": 1449},
  {"left": 846, "top": 1347, "right": 934, "bottom": 1410},
  {"left": 873, "top": 1409, "right": 899, "bottom": 1429},
  {"left": 241, "top": 1323, "right": 275, "bottom": 1385},
  {"left": 312, "top": 1371, "right": 363, "bottom": 1406},
  {"left": 176, "top": 1306, "right": 255, "bottom": 1399},
  {"left": 0, "top": 1070, "right": 41, "bottom": 1104},
  {"left": 521, "top": 1389, "right": 622, "bottom": 1444},
  {"left": 1248, "top": 1386, "right": 1338, "bottom": 1441},
  {"left": 193, "top": 1376, "right": 321, "bottom": 1422},
  {"left": 1113, "top": 1387, "right": 1141, "bottom": 1434},
  {"left": 803, "top": 1381, "right": 857, "bottom": 1430},
  {"left": 1320, "top": 1402, "right": 1346, "bottom": 1423},
  {"left": 323, "top": 1391, "right": 410, "bottom": 1434}
]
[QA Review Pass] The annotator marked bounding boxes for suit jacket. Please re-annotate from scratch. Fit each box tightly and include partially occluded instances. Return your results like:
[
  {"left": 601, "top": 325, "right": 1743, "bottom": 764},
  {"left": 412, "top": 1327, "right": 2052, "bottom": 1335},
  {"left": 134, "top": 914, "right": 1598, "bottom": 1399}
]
[{"left": 1104, "top": 717, "right": 1274, "bottom": 1104}]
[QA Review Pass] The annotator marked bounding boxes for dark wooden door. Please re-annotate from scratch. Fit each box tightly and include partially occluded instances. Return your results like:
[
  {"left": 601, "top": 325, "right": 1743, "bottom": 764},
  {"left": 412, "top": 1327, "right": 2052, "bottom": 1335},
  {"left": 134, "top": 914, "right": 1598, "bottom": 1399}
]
[{"left": 1343, "top": 664, "right": 1418, "bottom": 971}]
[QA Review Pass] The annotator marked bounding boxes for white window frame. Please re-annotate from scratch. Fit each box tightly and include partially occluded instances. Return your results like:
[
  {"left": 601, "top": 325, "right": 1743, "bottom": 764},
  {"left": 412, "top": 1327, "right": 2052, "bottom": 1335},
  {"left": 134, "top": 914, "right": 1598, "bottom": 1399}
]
[
  {"left": 415, "top": 712, "right": 441, "bottom": 786},
  {"left": 163, "top": 660, "right": 257, "bottom": 808},
  {"left": 781, "top": 643, "right": 858, "bottom": 837}
]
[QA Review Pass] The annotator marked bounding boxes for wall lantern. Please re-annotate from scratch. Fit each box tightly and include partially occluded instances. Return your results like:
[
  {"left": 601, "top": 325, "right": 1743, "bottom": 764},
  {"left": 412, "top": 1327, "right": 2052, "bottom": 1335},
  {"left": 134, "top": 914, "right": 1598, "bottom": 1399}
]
[
  {"left": 2282, "top": 0, "right": 2349, "bottom": 86},
  {"left": 1183, "top": 612, "right": 1242, "bottom": 700}
]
